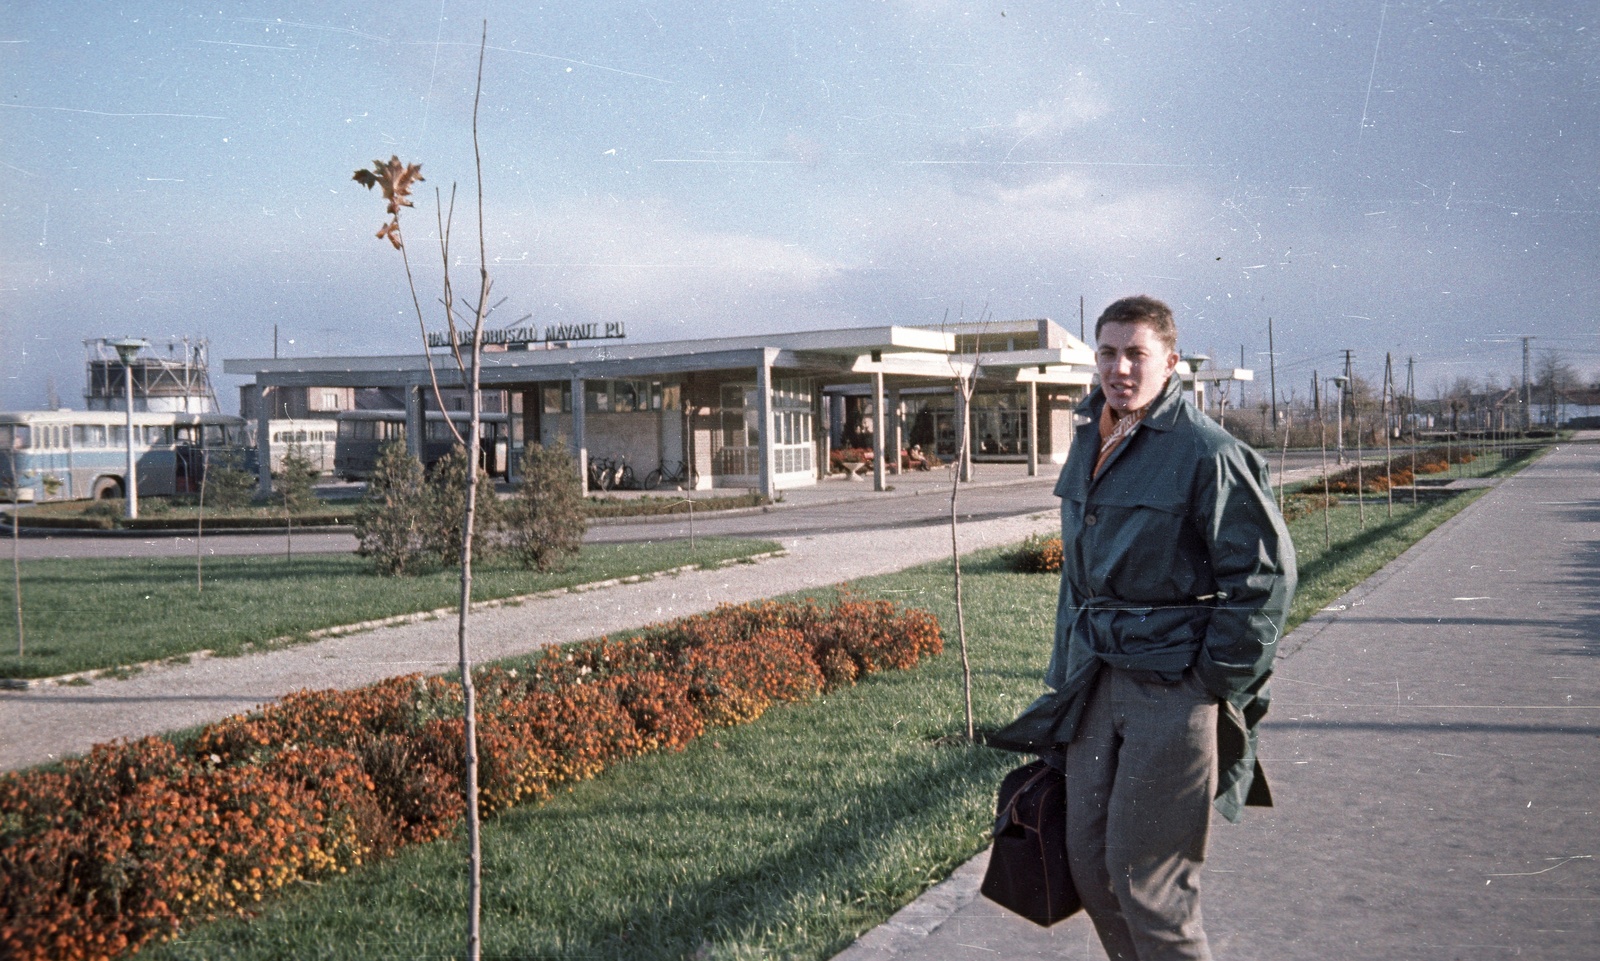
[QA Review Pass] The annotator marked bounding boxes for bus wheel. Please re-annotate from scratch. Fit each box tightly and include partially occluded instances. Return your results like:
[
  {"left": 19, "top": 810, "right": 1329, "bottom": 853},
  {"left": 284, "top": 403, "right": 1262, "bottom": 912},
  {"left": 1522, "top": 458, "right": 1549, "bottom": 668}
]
[{"left": 92, "top": 476, "right": 125, "bottom": 500}]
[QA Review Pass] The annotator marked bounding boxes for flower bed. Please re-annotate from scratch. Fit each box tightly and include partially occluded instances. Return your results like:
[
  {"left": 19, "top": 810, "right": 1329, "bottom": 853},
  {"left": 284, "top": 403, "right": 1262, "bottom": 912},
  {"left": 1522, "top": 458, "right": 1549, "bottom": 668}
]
[
  {"left": 1015, "top": 532, "right": 1063, "bottom": 573},
  {"left": 1324, "top": 444, "right": 1477, "bottom": 494},
  {"left": 0, "top": 595, "right": 941, "bottom": 961}
]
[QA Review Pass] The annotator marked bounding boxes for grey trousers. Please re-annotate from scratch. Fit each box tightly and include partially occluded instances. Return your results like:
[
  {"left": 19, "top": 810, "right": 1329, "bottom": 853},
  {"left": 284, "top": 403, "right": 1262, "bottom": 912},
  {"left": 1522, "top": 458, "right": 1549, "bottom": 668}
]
[{"left": 1064, "top": 667, "right": 1219, "bottom": 961}]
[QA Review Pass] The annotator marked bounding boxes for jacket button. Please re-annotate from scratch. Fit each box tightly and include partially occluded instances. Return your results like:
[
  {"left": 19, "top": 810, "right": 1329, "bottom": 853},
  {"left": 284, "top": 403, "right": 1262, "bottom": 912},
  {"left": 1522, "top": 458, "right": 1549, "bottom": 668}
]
[{"left": 1084, "top": 513, "right": 1098, "bottom": 527}]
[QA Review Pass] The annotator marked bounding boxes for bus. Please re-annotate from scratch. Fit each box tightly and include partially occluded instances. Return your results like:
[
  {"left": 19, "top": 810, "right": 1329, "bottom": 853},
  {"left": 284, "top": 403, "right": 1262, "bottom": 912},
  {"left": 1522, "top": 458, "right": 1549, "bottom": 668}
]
[
  {"left": 333, "top": 409, "right": 509, "bottom": 481},
  {"left": 0, "top": 409, "right": 252, "bottom": 503},
  {"left": 261, "top": 419, "right": 338, "bottom": 476}
]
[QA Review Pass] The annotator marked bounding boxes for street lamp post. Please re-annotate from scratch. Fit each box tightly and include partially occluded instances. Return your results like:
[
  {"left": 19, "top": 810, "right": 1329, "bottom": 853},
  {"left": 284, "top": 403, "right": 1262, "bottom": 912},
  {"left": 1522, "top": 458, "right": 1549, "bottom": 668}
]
[
  {"left": 1330, "top": 375, "right": 1350, "bottom": 466},
  {"left": 111, "top": 338, "right": 148, "bottom": 520},
  {"left": 1183, "top": 354, "right": 1210, "bottom": 411}
]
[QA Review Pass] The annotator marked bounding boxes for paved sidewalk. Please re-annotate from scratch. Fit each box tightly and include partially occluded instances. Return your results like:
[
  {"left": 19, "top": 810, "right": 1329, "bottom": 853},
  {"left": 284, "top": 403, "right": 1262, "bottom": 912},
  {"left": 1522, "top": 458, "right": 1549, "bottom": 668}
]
[
  {"left": 0, "top": 496, "right": 1057, "bottom": 771},
  {"left": 834, "top": 437, "right": 1600, "bottom": 961}
]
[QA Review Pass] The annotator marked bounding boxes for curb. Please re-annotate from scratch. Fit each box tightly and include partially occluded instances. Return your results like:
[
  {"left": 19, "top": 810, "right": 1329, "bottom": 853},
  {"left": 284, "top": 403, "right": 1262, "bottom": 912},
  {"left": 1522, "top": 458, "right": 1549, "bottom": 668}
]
[
  {"left": 583, "top": 471, "right": 1051, "bottom": 526},
  {"left": 831, "top": 850, "right": 993, "bottom": 960},
  {"left": 0, "top": 549, "right": 789, "bottom": 691}
]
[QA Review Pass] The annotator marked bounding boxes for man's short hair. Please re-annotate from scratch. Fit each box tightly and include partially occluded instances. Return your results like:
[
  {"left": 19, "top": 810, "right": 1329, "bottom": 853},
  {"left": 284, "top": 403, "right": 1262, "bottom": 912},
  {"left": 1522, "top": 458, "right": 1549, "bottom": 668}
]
[{"left": 1095, "top": 295, "right": 1178, "bottom": 352}]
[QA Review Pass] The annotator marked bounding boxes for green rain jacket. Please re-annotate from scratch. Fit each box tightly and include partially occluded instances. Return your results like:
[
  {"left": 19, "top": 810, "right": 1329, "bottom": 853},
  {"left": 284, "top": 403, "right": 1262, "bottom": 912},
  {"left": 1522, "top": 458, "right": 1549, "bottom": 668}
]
[{"left": 990, "top": 373, "right": 1297, "bottom": 823}]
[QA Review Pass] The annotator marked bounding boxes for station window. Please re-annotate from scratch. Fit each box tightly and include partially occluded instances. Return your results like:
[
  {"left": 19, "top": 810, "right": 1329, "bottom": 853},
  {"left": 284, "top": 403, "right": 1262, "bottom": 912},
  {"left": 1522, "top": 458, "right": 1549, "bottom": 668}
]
[{"left": 542, "top": 385, "right": 570, "bottom": 414}]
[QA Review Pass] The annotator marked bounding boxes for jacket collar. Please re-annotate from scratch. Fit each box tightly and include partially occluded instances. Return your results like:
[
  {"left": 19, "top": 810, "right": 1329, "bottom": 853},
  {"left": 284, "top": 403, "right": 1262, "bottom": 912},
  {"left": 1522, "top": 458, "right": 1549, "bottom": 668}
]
[{"left": 1075, "top": 373, "right": 1187, "bottom": 432}]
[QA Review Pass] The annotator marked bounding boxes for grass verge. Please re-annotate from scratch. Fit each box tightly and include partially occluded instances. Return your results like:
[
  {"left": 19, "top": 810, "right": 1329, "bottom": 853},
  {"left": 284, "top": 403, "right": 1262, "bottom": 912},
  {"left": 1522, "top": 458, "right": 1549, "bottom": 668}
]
[
  {"left": 135, "top": 454, "right": 1526, "bottom": 961},
  {"left": 0, "top": 538, "right": 779, "bottom": 681}
]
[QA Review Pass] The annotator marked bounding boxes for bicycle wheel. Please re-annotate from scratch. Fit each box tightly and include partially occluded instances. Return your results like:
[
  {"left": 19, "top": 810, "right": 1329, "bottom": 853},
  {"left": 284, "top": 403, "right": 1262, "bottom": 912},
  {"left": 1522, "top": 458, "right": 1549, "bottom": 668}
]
[
  {"left": 644, "top": 468, "right": 663, "bottom": 490},
  {"left": 619, "top": 465, "right": 638, "bottom": 490}
]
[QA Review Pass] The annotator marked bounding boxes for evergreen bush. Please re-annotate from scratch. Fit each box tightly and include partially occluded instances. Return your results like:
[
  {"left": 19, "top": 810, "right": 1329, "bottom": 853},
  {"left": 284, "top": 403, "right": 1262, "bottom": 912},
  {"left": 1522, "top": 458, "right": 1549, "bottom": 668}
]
[
  {"left": 204, "top": 451, "right": 258, "bottom": 512},
  {"left": 354, "top": 440, "right": 429, "bottom": 575},
  {"left": 505, "top": 442, "right": 587, "bottom": 572},
  {"left": 421, "top": 445, "right": 501, "bottom": 567}
]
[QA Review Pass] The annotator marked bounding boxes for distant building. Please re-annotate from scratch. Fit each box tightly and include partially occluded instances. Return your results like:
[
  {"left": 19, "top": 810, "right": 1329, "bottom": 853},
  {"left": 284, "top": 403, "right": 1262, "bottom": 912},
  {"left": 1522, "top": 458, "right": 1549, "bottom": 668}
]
[{"left": 83, "top": 337, "right": 219, "bottom": 413}]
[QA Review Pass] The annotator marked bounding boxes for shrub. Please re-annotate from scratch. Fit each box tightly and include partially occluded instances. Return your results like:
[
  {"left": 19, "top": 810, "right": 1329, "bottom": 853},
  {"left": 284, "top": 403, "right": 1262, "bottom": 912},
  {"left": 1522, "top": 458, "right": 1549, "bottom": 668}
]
[
  {"left": 274, "top": 441, "right": 318, "bottom": 516},
  {"left": 682, "top": 629, "right": 824, "bottom": 726},
  {"left": 1282, "top": 492, "right": 1340, "bottom": 521},
  {"left": 505, "top": 442, "right": 587, "bottom": 572},
  {"left": 1016, "top": 532, "right": 1063, "bottom": 573},
  {"left": 354, "top": 440, "right": 429, "bottom": 575},
  {"left": 420, "top": 444, "right": 501, "bottom": 568},
  {"left": 203, "top": 451, "right": 258, "bottom": 512},
  {"left": 0, "top": 596, "right": 944, "bottom": 960}
]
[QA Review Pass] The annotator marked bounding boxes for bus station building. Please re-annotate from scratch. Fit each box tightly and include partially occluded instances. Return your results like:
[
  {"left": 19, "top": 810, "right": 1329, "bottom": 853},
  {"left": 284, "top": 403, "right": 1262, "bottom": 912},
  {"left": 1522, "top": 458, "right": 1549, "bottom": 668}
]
[{"left": 225, "top": 318, "right": 1248, "bottom": 498}]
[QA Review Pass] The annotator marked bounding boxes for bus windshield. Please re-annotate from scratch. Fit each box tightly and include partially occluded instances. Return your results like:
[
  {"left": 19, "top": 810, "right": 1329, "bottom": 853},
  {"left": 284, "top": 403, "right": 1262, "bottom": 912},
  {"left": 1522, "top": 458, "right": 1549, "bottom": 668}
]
[{"left": 0, "top": 425, "right": 29, "bottom": 449}]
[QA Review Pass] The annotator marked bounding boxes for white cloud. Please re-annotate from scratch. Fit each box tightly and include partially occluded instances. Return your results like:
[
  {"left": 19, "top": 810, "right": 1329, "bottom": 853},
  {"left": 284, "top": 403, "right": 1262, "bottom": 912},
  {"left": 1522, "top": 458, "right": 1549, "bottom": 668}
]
[
  {"left": 487, "top": 198, "right": 843, "bottom": 327},
  {"left": 1011, "top": 78, "right": 1109, "bottom": 140}
]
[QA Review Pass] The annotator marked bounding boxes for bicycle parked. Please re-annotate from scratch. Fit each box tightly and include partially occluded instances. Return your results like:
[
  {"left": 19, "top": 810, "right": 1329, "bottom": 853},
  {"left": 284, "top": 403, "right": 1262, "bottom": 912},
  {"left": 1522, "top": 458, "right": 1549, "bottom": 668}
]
[
  {"left": 587, "top": 455, "right": 638, "bottom": 491},
  {"left": 644, "top": 459, "right": 697, "bottom": 490}
]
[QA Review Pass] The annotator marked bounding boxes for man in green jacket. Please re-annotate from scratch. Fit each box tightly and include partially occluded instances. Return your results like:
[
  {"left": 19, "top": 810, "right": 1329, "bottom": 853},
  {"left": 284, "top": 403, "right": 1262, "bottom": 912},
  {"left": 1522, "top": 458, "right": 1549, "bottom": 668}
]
[{"left": 995, "top": 295, "right": 1296, "bottom": 960}]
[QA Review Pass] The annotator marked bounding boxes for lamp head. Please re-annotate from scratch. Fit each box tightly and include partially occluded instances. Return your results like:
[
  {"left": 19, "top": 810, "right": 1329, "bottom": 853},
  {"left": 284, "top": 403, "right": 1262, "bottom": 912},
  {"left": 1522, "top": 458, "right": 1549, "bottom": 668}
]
[{"left": 110, "top": 338, "right": 148, "bottom": 366}]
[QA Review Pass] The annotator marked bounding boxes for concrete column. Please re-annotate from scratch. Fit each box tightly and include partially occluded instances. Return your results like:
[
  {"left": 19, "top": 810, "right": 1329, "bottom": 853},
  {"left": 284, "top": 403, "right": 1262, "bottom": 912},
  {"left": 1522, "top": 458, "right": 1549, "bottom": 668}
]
[
  {"left": 1027, "top": 380, "right": 1039, "bottom": 477},
  {"left": 815, "top": 389, "right": 830, "bottom": 480},
  {"left": 888, "top": 387, "right": 902, "bottom": 476},
  {"left": 570, "top": 373, "right": 588, "bottom": 494},
  {"left": 955, "top": 385, "right": 973, "bottom": 483},
  {"left": 404, "top": 386, "right": 424, "bottom": 460},
  {"left": 756, "top": 358, "right": 775, "bottom": 500},
  {"left": 829, "top": 392, "right": 845, "bottom": 450},
  {"left": 255, "top": 384, "right": 274, "bottom": 497},
  {"left": 872, "top": 370, "right": 886, "bottom": 491}
]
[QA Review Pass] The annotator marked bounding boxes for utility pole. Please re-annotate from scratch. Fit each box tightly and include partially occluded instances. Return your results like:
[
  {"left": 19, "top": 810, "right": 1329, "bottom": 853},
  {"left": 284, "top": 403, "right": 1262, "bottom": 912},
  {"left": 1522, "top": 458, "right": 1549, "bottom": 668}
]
[
  {"left": 1267, "top": 317, "right": 1278, "bottom": 425},
  {"left": 1406, "top": 356, "right": 1416, "bottom": 433},
  {"left": 1342, "top": 349, "right": 1354, "bottom": 456},
  {"left": 1521, "top": 336, "right": 1534, "bottom": 431},
  {"left": 1079, "top": 296, "right": 1086, "bottom": 343}
]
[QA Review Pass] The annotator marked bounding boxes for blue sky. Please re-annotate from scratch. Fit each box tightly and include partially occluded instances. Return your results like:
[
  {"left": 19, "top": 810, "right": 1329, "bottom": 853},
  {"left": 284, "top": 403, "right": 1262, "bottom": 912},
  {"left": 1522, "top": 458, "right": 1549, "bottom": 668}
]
[{"left": 4, "top": 0, "right": 1597, "bottom": 412}]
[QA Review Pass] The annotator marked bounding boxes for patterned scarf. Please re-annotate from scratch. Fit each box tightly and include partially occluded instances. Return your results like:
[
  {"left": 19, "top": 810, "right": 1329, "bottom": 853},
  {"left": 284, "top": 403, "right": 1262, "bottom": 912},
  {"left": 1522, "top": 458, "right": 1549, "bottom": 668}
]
[{"left": 1093, "top": 402, "right": 1147, "bottom": 478}]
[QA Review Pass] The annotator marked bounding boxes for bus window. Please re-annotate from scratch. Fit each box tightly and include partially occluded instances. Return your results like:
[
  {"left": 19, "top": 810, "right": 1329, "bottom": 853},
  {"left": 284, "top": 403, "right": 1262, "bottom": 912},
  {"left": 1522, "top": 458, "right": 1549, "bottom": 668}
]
[
  {"left": 110, "top": 426, "right": 127, "bottom": 447},
  {"left": 0, "top": 424, "right": 29, "bottom": 449},
  {"left": 203, "top": 425, "right": 226, "bottom": 447}
]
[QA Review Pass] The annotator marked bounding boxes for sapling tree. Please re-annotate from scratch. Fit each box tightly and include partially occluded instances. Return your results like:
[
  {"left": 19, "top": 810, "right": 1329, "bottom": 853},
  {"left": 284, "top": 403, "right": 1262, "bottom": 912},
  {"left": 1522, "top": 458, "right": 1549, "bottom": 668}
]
[
  {"left": 944, "top": 305, "right": 991, "bottom": 741},
  {"left": 352, "top": 24, "right": 494, "bottom": 960},
  {"left": 276, "top": 439, "right": 317, "bottom": 563}
]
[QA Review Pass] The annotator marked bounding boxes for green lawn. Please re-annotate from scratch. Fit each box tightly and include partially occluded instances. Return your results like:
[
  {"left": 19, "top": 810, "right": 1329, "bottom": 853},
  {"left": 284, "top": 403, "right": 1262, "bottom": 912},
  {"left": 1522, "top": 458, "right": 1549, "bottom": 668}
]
[
  {"left": 135, "top": 450, "right": 1530, "bottom": 961},
  {"left": 0, "top": 538, "right": 780, "bottom": 680}
]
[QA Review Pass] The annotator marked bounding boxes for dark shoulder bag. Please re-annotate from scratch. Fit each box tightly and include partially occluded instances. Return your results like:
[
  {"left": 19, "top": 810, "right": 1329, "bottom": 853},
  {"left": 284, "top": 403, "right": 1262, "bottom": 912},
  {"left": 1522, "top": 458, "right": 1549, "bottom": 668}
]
[{"left": 979, "top": 759, "right": 1081, "bottom": 927}]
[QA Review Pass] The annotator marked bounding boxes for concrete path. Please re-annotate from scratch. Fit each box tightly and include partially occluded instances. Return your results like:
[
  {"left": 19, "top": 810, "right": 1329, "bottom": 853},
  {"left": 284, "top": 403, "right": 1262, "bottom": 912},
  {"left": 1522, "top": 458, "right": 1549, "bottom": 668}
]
[
  {"left": 0, "top": 489, "right": 1058, "bottom": 771},
  {"left": 834, "top": 436, "right": 1600, "bottom": 961}
]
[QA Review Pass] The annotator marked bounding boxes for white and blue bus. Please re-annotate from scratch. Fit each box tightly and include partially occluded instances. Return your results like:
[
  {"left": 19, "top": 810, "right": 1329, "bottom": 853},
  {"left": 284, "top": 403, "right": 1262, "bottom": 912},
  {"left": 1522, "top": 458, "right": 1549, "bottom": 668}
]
[
  {"left": 262, "top": 418, "right": 338, "bottom": 477},
  {"left": 0, "top": 409, "right": 252, "bottom": 503}
]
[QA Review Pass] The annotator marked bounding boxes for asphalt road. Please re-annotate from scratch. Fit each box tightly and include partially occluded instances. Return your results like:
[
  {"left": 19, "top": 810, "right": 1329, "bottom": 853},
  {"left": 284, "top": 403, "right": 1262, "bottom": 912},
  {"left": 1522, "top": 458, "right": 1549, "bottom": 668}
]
[
  {"left": 3, "top": 448, "right": 1367, "bottom": 562},
  {"left": 4, "top": 472, "right": 1062, "bottom": 560}
]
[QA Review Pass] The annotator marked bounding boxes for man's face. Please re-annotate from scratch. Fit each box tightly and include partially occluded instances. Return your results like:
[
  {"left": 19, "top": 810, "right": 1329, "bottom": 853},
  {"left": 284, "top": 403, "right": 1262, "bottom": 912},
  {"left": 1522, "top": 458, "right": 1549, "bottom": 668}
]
[{"left": 1096, "top": 321, "right": 1179, "bottom": 414}]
